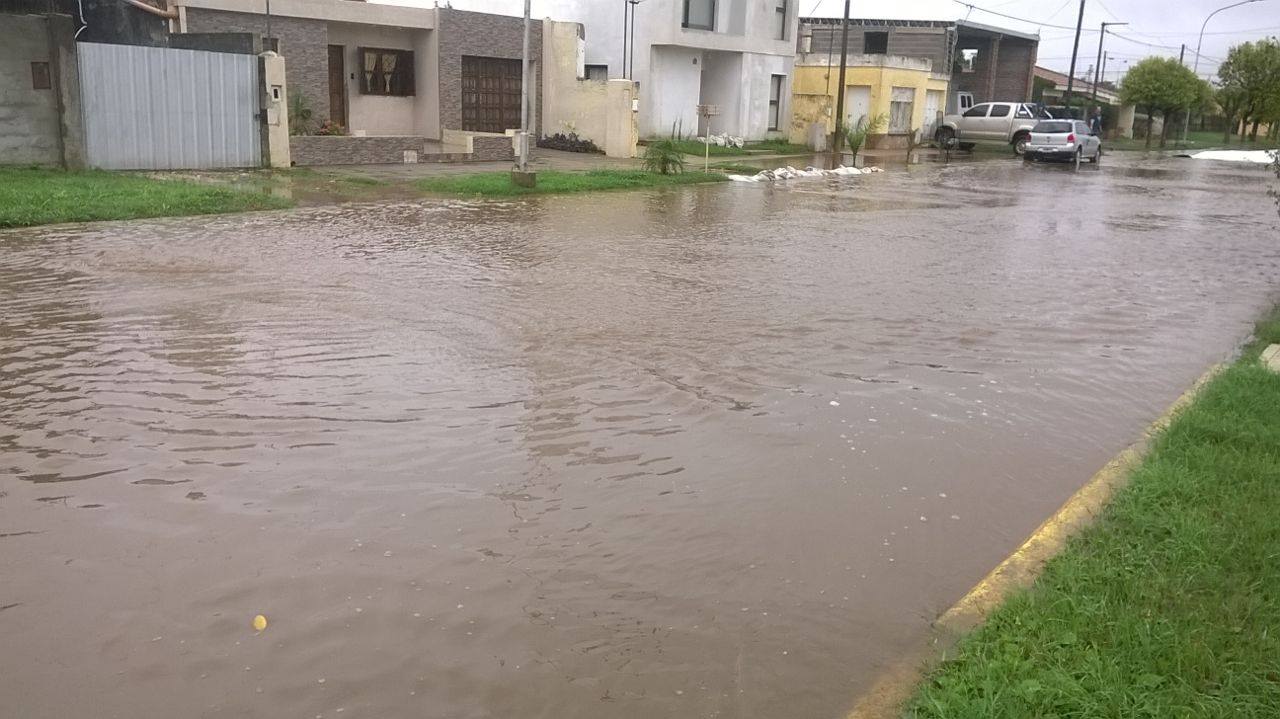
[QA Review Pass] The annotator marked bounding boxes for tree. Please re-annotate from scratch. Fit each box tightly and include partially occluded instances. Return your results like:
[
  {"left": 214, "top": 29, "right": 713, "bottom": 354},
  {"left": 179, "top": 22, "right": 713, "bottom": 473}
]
[
  {"left": 1119, "top": 57, "right": 1203, "bottom": 148},
  {"left": 1218, "top": 39, "right": 1280, "bottom": 144},
  {"left": 1216, "top": 84, "right": 1248, "bottom": 143}
]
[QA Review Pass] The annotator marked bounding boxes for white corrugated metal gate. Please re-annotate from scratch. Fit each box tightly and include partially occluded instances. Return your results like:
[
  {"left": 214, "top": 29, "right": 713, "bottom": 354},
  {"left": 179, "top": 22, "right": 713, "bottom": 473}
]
[{"left": 79, "top": 43, "right": 261, "bottom": 170}]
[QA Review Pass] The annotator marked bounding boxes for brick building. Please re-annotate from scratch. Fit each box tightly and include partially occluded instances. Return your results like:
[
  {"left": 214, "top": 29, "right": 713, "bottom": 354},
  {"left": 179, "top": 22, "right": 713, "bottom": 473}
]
[
  {"left": 169, "top": 0, "right": 542, "bottom": 164},
  {"left": 800, "top": 18, "right": 1039, "bottom": 110}
]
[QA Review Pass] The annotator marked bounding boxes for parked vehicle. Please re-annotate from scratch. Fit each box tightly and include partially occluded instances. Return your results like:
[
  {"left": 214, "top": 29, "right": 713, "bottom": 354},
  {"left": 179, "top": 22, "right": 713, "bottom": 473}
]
[
  {"left": 935, "top": 102, "right": 1053, "bottom": 155},
  {"left": 1024, "top": 119, "right": 1102, "bottom": 169},
  {"left": 946, "top": 91, "right": 975, "bottom": 115}
]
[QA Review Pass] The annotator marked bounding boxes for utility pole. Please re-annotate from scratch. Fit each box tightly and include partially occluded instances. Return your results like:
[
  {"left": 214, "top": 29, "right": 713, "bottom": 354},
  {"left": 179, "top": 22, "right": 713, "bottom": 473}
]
[
  {"left": 831, "top": 0, "right": 851, "bottom": 169},
  {"left": 1091, "top": 21, "right": 1126, "bottom": 103},
  {"left": 1063, "top": 0, "right": 1087, "bottom": 115},
  {"left": 1179, "top": 43, "right": 1186, "bottom": 63},
  {"left": 622, "top": 0, "right": 629, "bottom": 80},
  {"left": 629, "top": 0, "right": 640, "bottom": 80},
  {"left": 513, "top": 0, "right": 535, "bottom": 185}
]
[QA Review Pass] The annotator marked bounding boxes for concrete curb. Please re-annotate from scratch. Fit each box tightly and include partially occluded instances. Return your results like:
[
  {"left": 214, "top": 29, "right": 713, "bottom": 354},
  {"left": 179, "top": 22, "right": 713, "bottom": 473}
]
[{"left": 844, "top": 364, "right": 1223, "bottom": 719}]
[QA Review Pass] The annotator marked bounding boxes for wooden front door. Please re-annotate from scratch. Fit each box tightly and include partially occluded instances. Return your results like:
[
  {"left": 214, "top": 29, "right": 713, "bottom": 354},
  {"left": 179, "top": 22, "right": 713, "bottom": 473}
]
[
  {"left": 460, "top": 56, "right": 523, "bottom": 133},
  {"left": 327, "top": 45, "right": 347, "bottom": 126}
]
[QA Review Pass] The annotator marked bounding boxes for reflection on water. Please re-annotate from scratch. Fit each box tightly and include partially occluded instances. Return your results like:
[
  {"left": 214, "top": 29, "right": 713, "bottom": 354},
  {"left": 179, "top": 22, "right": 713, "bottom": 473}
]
[{"left": 2, "top": 155, "right": 1278, "bottom": 719}]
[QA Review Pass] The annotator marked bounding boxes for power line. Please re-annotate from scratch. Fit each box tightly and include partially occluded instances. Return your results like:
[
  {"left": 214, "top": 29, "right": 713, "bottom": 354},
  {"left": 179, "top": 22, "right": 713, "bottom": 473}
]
[
  {"left": 1107, "top": 30, "right": 1183, "bottom": 51},
  {"left": 1130, "top": 26, "right": 1280, "bottom": 37},
  {"left": 950, "top": 0, "right": 1100, "bottom": 32},
  {"left": 1094, "top": 0, "right": 1122, "bottom": 22}
]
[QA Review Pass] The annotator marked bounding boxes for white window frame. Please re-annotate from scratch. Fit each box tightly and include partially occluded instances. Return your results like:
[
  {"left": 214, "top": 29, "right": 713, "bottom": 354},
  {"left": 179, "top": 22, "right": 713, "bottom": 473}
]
[{"left": 768, "top": 74, "right": 785, "bottom": 131}]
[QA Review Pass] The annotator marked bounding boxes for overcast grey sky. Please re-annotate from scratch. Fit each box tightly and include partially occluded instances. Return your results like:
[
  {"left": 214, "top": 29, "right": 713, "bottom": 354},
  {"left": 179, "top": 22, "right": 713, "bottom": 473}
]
[{"left": 386, "top": 0, "right": 1280, "bottom": 80}]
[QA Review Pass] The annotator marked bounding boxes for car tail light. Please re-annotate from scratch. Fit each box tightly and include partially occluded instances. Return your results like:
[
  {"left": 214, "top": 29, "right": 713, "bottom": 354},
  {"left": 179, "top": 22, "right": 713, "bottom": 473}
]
[{"left": 1067, "top": 133, "right": 1075, "bottom": 144}]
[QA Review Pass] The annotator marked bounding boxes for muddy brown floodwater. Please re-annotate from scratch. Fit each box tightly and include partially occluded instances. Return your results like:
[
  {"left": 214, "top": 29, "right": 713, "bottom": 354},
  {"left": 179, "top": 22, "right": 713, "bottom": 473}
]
[{"left": 2, "top": 155, "right": 1278, "bottom": 719}]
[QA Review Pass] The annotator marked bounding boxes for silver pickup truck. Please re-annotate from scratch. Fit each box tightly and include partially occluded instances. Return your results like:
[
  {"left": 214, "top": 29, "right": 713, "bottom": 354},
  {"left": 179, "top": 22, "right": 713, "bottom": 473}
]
[{"left": 935, "top": 102, "right": 1054, "bottom": 156}]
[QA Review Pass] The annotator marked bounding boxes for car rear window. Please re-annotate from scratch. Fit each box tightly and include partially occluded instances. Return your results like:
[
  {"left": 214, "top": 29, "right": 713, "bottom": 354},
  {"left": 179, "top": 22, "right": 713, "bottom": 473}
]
[{"left": 1033, "top": 121, "right": 1074, "bottom": 133}]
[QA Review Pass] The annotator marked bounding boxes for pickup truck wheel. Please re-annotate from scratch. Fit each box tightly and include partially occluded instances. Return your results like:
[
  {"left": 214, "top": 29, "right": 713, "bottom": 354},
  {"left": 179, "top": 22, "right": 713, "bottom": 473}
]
[
  {"left": 1012, "top": 133, "right": 1030, "bottom": 156},
  {"left": 936, "top": 127, "right": 955, "bottom": 146},
  {"left": 959, "top": 143, "right": 976, "bottom": 152}
]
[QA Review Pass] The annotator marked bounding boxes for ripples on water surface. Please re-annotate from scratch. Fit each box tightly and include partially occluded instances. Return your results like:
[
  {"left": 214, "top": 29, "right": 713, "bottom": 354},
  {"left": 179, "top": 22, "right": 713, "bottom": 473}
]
[{"left": 2, "top": 156, "right": 1278, "bottom": 718}]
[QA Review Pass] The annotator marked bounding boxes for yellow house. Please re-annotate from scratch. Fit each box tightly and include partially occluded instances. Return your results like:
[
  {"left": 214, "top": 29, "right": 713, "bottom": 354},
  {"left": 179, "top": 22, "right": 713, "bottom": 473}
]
[{"left": 790, "top": 53, "right": 950, "bottom": 150}]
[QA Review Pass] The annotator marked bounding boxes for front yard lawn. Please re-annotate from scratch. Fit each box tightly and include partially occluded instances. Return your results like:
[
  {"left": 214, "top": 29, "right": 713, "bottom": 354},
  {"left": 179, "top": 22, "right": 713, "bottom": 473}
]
[
  {"left": 907, "top": 307, "right": 1280, "bottom": 718},
  {"left": 0, "top": 167, "right": 292, "bottom": 229},
  {"left": 662, "top": 139, "right": 813, "bottom": 157},
  {"left": 416, "top": 170, "right": 728, "bottom": 197}
]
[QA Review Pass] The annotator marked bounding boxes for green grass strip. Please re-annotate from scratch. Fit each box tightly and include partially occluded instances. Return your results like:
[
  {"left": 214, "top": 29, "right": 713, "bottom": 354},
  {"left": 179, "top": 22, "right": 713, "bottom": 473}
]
[
  {"left": 907, "top": 307, "right": 1280, "bottom": 718},
  {"left": 0, "top": 167, "right": 292, "bottom": 229},
  {"left": 663, "top": 138, "right": 813, "bottom": 157},
  {"left": 416, "top": 169, "right": 728, "bottom": 197},
  {"left": 1106, "top": 130, "right": 1279, "bottom": 153}
]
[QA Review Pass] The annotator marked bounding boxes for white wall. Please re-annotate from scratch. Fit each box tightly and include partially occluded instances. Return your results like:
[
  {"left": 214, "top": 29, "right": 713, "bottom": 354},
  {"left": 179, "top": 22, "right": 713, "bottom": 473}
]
[
  {"left": 415, "top": 28, "right": 441, "bottom": 139},
  {"left": 647, "top": 46, "right": 702, "bottom": 138},
  {"left": 698, "top": 51, "right": 743, "bottom": 136},
  {"left": 541, "top": 0, "right": 798, "bottom": 139},
  {"left": 329, "top": 23, "right": 437, "bottom": 136},
  {"left": 741, "top": 51, "right": 792, "bottom": 138}
]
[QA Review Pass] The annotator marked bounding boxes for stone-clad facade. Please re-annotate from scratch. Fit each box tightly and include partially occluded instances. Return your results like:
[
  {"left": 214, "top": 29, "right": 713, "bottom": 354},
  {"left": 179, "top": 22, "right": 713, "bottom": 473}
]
[
  {"left": 177, "top": 3, "right": 538, "bottom": 164},
  {"left": 184, "top": 9, "right": 330, "bottom": 122},
  {"left": 436, "top": 9, "right": 541, "bottom": 134}
]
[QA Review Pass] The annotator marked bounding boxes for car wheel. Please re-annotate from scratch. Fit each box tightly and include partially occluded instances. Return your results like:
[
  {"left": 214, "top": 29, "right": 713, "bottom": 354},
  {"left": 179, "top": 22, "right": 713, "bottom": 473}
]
[
  {"left": 1090, "top": 145, "right": 1102, "bottom": 164},
  {"left": 936, "top": 127, "right": 955, "bottom": 146},
  {"left": 1013, "top": 133, "right": 1030, "bottom": 156},
  {"left": 1073, "top": 148, "right": 1083, "bottom": 170},
  {"left": 959, "top": 143, "right": 976, "bottom": 152}
]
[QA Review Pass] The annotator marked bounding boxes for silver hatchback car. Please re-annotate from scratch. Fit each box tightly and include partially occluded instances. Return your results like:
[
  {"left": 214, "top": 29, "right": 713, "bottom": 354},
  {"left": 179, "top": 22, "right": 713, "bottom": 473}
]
[{"left": 1025, "top": 120, "right": 1102, "bottom": 168}]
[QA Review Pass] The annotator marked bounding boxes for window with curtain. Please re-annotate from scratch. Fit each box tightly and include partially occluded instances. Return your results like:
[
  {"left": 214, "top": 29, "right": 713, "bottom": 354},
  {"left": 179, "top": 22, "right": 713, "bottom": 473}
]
[{"left": 360, "top": 48, "right": 415, "bottom": 96}]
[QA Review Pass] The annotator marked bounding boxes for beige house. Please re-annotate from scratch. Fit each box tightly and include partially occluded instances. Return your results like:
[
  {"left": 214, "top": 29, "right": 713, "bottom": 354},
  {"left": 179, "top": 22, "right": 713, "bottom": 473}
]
[{"left": 541, "top": 20, "right": 637, "bottom": 158}]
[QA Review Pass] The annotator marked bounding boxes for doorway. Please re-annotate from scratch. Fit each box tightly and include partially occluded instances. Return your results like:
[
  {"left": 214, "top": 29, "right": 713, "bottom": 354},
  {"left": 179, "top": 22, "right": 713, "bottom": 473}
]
[
  {"left": 327, "top": 45, "right": 347, "bottom": 126},
  {"left": 844, "top": 85, "right": 872, "bottom": 130},
  {"left": 461, "top": 56, "right": 523, "bottom": 133}
]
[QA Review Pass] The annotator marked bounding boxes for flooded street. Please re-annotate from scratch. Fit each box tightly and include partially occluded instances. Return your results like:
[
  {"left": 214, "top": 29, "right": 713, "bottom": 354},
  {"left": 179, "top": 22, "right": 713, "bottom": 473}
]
[{"left": 2, "top": 155, "right": 1278, "bottom": 719}]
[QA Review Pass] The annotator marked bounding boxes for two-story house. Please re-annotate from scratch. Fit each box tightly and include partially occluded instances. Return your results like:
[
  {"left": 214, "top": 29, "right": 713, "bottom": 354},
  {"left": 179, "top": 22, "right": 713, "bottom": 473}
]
[{"left": 544, "top": 0, "right": 799, "bottom": 141}]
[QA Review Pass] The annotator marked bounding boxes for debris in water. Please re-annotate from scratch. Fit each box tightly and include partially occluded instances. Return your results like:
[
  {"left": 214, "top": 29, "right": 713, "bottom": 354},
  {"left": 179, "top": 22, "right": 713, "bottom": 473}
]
[
  {"left": 253, "top": 614, "right": 268, "bottom": 632},
  {"left": 727, "top": 165, "right": 884, "bottom": 182}
]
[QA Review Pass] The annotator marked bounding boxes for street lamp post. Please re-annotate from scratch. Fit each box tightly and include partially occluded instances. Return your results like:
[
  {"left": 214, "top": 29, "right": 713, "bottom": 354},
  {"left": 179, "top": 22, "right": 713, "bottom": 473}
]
[
  {"left": 1181, "top": 0, "right": 1267, "bottom": 143},
  {"left": 1091, "top": 22, "right": 1126, "bottom": 103}
]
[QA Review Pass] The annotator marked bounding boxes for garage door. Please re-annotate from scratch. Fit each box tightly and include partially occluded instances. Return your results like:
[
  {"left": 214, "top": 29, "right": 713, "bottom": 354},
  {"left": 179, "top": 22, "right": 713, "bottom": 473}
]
[{"left": 461, "top": 56, "right": 522, "bottom": 133}]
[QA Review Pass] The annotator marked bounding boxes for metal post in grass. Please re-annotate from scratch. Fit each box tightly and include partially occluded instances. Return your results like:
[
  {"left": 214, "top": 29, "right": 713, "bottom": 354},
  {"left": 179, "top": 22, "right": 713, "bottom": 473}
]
[
  {"left": 698, "top": 104, "right": 719, "bottom": 173},
  {"left": 512, "top": 0, "right": 537, "bottom": 188}
]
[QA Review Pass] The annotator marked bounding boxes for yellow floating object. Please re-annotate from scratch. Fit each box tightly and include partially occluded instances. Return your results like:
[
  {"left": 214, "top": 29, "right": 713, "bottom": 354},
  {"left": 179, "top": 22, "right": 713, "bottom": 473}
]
[{"left": 252, "top": 614, "right": 268, "bottom": 632}]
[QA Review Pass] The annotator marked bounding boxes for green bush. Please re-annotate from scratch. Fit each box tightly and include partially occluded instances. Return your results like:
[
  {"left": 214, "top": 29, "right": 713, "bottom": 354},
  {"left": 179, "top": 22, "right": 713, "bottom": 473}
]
[
  {"left": 289, "top": 93, "right": 314, "bottom": 136},
  {"left": 642, "top": 140, "right": 686, "bottom": 175},
  {"left": 846, "top": 113, "right": 888, "bottom": 157}
]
